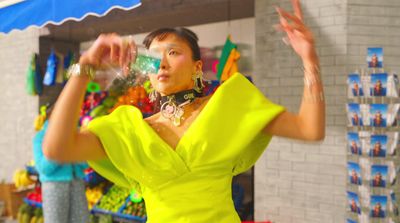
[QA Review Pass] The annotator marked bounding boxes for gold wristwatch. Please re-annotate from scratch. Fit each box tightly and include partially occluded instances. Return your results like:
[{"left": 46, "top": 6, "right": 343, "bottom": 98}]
[{"left": 67, "top": 63, "right": 96, "bottom": 80}]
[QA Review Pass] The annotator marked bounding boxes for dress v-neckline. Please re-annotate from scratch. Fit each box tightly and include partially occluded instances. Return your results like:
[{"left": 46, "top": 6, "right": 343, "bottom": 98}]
[{"left": 143, "top": 95, "right": 212, "bottom": 153}]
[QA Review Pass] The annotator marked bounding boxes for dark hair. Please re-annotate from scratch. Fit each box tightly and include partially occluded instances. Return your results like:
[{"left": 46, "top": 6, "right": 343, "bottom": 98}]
[{"left": 143, "top": 27, "right": 201, "bottom": 61}]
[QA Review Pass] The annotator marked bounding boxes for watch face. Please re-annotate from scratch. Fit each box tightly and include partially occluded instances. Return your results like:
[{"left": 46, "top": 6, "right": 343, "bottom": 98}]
[{"left": 68, "top": 64, "right": 81, "bottom": 76}]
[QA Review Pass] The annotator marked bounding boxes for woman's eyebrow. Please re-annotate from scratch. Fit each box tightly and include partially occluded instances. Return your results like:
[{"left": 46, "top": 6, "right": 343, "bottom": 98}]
[{"left": 150, "top": 43, "right": 182, "bottom": 51}]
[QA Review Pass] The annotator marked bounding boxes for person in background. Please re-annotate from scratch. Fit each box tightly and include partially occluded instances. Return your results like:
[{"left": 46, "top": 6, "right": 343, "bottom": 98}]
[{"left": 33, "top": 104, "right": 89, "bottom": 223}]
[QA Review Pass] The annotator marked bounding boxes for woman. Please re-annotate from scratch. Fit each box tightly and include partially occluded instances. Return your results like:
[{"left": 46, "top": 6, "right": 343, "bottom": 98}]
[{"left": 43, "top": 0, "right": 325, "bottom": 222}]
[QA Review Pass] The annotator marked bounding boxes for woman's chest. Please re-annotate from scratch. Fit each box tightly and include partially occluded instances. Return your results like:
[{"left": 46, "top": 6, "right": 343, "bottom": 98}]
[{"left": 146, "top": 112, "right": 198, "bottom": 150}]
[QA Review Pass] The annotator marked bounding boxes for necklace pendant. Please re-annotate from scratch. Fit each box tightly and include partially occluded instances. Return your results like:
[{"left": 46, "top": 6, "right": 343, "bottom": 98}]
[
  {"left": 176, "top": 106, "right": 184, "bottom": 117},
  {"left": 173, "top": 116, "right": 181, "bottom": 126},
  {"left": 173, "top": 107, "right": 184, "bottom": 126},
  {"left": 161, "top": 99, "right": 177, "bottom": 120}
]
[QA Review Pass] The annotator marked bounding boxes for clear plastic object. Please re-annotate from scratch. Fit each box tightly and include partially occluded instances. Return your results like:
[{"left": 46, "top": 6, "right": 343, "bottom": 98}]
[{"left": 95, "top": 36, "right": 162, "bottom": 90}]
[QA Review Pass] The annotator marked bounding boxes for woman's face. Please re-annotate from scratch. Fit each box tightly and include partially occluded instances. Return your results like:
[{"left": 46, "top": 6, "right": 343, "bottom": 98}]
[{"left": 148, "top": 34, "right": 202, "bottom": 96}]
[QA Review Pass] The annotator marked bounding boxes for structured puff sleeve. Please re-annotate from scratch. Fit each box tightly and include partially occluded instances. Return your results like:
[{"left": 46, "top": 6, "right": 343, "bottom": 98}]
[
  {"left": 226, "top": 73, "right": 285, "bottom": 175},
  {"left": 181, "top": 73, "right": 285, "bottom": 175},
  {"left": 86, "top": 107, "right": 138, "bottom": 188}
]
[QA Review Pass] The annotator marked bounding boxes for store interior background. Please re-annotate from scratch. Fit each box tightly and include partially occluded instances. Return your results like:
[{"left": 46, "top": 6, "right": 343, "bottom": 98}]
[{"left": 2, "top": 0, "right": 400, "bottom": 222}]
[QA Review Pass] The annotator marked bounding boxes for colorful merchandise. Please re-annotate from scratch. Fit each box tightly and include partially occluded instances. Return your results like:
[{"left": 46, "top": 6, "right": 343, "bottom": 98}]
[
  {"left": 370, "top": 195, "right": 387, "bottom": 218},
  {"left": 348, "top": 132, "right": 362, "bottom": 155},
  {"left": 348, "top": 74, "right": 364, "bottom": 97},
  {"left": 347, "top": 191, "right": 361, "bottom": 214},
  {"left": 348, "top": 162, "right": 362, "bottom": 185},
  {"left": 43, "top": 50, "right": 58, "bottom": 86},
  {"left": 216, "top": 36, "right": 240, "bottom": 82}
]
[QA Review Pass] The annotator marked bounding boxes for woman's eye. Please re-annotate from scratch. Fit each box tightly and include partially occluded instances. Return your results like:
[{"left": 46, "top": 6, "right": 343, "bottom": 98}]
[{"left": 168, "top": 50, "right": 178, "bottom": 55}]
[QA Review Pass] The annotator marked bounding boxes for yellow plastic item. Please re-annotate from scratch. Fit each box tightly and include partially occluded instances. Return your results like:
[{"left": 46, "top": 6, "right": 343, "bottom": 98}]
[
  {"left": 34, "top": 115, "right": 46, "bottom": 131},
  {"left": 87, "top": 73, "right": 285, "bottom": 223}
]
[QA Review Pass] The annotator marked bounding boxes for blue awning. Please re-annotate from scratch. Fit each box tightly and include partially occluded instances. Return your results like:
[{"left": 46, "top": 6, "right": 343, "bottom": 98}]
[{"left": 0, "top": 0, "right": 141, "bottom": 33}]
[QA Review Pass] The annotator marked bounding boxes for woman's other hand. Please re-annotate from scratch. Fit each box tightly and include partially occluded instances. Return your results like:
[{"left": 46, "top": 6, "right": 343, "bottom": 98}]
[{"left": 275, "top": 0, "right": 317, "bottom": 63}]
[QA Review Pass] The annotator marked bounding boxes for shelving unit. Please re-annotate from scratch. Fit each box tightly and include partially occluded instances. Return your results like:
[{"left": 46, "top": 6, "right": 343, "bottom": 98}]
[{"left": 346, "top": 62, "right": 400, "bottom": 223}]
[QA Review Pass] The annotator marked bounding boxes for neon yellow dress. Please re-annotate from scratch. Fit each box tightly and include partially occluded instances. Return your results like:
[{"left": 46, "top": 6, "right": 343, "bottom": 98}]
[{"left": 87, "top": 73, "right": 285, "bottom": 223}]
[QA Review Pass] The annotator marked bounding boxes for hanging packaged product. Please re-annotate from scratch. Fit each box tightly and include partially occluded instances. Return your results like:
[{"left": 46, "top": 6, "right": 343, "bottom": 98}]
[
  {"left": 364, "top": 162, "right": 396, "bottom": 189},
  {"left": 369, "top": 72, "right": 400, "bottom": 98},
  {"left": 369, "top": 104, "right": 388, "bottom": 127},
  {"left": 370, "top": 195, "right": 387, "bottom": 218},
  {"left": 348, "top": 191, "right": 362, "bottom": 214},
  {"left": 348, "top": 132, "right": 362, "bottom": 155},
  {"left": 348, "top": 162, "right": 362, "bottom": 185},
  {"left": 26, "top": 54, "right": 37, "bottom": 95},
  {"left": 370, "top": 73, "right": 387, "bottom": 97},
  {"left": 347, "top": 103, "right": 363, "bottom": 126},
  {"left": 43, "top": 50, "right": 58, "bottom": 86},
  {"left": 370, "top": 165, "right": 388, "bottom": 188},
  {"left": 367, "top": 48, "right": 383, "bottom": 68},
  {"left": 348, "top": 73, "right": 364, "bottom": 98},
  {"left": 362, "top": 73, "right": 399, "bottom": 98},
  {"left": 365, "top": 133, "right": 398, "bottom": 158},
  {"left": 368, "top": 134, "right": 388, "bottom": 158}
]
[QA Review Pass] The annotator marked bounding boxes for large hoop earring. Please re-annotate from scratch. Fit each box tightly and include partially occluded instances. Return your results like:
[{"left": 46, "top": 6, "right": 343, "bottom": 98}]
[{"left": 192, "top": 71, "right": 205, "bottom": 93}]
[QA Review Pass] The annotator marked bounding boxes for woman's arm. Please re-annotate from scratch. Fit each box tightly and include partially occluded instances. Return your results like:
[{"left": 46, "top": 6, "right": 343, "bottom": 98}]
[
  {"left": 33, "top": 128, "right": 62, "bottom": 175},
  {"left": 263, "top": 0, "right": 325, "bottom": 141},
  {"left": 43, "top": 34, "right": 134, "bottom": 162}
]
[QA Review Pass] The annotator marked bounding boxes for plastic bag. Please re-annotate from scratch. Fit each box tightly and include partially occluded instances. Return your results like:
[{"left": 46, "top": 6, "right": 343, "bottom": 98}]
[
  {"left": 26, "top": 54, "right": 36, "bottom": 95},
  {"left": 43, "top": 50, "right": 58, "bottom": 86}
]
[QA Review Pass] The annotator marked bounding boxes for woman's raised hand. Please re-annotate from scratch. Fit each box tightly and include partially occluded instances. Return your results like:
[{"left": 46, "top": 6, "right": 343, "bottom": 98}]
[
  {"left": 275, "top": 0, "right": 317, "bottom": 63},
  {"left": 79, "top": 33, "right": 137, "bottom": 75}
]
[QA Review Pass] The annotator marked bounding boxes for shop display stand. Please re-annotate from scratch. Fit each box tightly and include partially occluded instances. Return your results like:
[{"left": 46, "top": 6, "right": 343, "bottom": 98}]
[{"left": 346, "top": 64, "right": 400, "bottom": 223}]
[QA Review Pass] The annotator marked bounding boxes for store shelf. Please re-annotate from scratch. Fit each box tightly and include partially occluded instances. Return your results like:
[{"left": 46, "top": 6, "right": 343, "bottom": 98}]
[
  {"left": 347, "top": 126, "right": 400, "bottom": 133},
  {"left": 348, "top": 97, "right": 400, "bottom": 104},
  {"left": 346, "top": 68, "right": 400, "bottom": 222}
]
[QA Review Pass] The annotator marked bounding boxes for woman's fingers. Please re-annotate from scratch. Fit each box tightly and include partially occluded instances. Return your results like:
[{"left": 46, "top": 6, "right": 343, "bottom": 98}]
[
  {"left": 275, "top": 6, "right": 312, "bottom": 42},
  {"left": 278, "top": 16, "right": 306, "bottom": 34},
  {"left": 110, "top": 41, "right": 121, "bottom": 65},
  {"left": 276, "top": 7, "right": 303, "bottom": 28},
  {"left": 121, "top": 39, "right": 136, "bottom": 76},
  {"left": 291, "top": 0, "right": 303, "bottom": 21},
  {"left": 82, "top": 33, "right": 138, "bottom": 74}
]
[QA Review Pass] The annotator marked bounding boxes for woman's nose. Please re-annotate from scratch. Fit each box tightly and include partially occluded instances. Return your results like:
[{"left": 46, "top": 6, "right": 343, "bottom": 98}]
[{"left": 159, "top": 54, "right": 169, "bottom": 70}]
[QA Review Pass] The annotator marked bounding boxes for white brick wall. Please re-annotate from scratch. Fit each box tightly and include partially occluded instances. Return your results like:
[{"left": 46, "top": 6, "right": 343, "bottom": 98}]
[
  {"left": 0, "top": 28, "right": 39, "bottom": 182},
  {"left": 254, "top": 0, "right": 347, "bottom": 222},
  {"left": 255, "top": 0, "right": 400, "bottom": 222}
]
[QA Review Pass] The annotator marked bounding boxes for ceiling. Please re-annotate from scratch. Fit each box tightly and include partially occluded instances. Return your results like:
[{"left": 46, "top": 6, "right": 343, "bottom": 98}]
[{"left": 44, "top": 0, "right": 254, "bottom": 43}]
